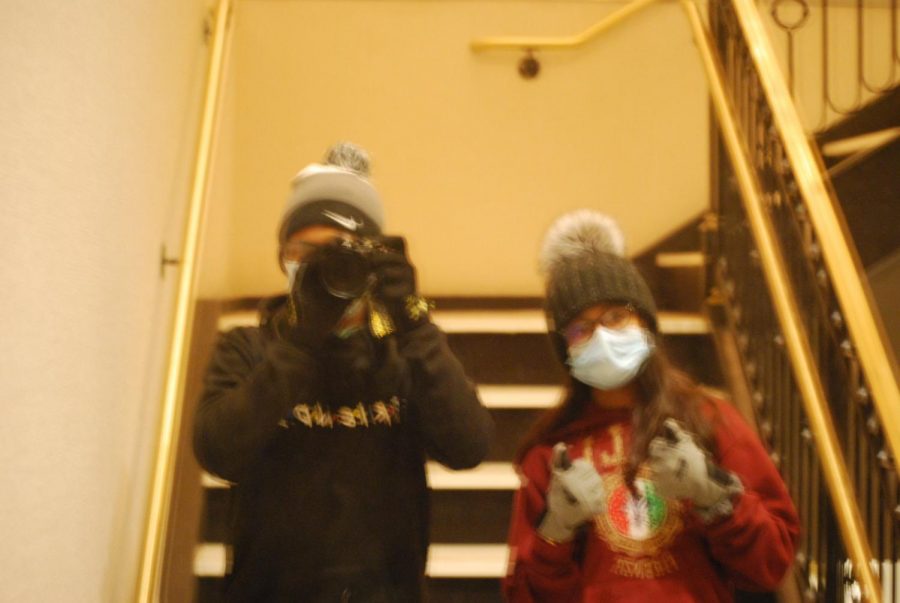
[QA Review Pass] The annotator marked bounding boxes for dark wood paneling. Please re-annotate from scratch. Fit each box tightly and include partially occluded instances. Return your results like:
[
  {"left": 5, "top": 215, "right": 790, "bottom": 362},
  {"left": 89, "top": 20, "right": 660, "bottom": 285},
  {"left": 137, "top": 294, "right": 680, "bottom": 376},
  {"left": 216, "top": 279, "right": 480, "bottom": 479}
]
[
  {"left": 429, "top": 490, "right": 514, "bottom": 544},
  {"left": 659, "top": 333, "right": 724, "bottom": 387},
  {"left": 446, "top": 333, "right": 567, "bottom": 385},
  {"left": 831, "top": 137, "right": 900, "bottom": 268},
  {"left": 195, "top": 577, "right": 224, "bottom": 603},
  {"left": 200, "top": 487, "right": 231, "bottom": 544},
  {"left": 428, "top": 578, "right": 503, "bottom": 603},
  {"left": 485, "top": 408, "right": 544, "bottom": 462}
]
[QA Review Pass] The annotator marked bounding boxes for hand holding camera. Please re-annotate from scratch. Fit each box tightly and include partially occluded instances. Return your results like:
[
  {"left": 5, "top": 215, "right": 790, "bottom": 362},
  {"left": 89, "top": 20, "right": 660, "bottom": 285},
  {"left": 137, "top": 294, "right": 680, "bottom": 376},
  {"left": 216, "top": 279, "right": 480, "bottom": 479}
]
[
  {"left": 271, "top": 252, "right": 354, "bottom": 352},
  {"left": 370, "top": 236, "right": 429, "bottom": 333},
  {"left": 273, "top": 234, "right": 428, "bottom": 350},
  {"left": 311, "top": 235, "right": 428, "bottom": 334}
]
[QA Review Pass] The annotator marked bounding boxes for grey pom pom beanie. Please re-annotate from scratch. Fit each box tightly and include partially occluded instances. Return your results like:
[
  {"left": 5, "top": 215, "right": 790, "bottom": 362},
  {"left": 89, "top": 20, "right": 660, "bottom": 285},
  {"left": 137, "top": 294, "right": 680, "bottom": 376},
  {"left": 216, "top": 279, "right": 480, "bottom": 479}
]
[
  {"left": 278, "top": 142, "right": 385, "bottom": 244},
  {"left": 540, "top": 210, "right": 658, "bottom": 334}
]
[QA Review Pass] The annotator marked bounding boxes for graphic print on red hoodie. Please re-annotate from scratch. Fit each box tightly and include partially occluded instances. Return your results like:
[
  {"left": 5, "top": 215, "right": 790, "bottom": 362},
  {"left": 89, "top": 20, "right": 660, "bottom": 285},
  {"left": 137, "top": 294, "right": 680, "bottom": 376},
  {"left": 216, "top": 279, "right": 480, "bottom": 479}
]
[{"left": 503, "top": 400, "right": 799, "bottom": 603}]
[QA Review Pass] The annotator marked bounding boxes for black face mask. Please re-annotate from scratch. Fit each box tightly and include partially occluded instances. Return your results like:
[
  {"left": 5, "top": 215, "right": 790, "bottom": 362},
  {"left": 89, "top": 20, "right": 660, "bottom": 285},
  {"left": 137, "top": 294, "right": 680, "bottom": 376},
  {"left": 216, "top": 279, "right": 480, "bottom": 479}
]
[{"left": 321, "top": 330, "right": 407, "bottom": 403}]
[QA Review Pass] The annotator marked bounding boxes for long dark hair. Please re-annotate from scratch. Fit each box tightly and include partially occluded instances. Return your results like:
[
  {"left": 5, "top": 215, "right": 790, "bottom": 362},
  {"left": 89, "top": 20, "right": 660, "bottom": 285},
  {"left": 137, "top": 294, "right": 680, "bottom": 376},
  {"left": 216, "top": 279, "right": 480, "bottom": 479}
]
[{"left": 516, "top": 340, "right": 718, "bottom": 486}]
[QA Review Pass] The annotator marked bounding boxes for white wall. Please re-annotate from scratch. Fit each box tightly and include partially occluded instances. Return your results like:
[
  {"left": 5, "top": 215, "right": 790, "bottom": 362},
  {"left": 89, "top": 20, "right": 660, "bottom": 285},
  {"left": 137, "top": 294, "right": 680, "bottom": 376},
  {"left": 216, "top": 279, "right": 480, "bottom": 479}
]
[{"left": 0, "top": 1, "right": 209, "bottom": 601}]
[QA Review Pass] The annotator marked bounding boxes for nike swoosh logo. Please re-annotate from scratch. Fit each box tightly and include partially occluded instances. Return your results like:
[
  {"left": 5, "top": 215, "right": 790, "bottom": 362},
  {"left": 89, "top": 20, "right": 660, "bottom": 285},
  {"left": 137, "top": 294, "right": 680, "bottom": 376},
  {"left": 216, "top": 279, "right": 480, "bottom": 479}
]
[{"left": 322, "top": 209, "right": 363, "bottom": 231}]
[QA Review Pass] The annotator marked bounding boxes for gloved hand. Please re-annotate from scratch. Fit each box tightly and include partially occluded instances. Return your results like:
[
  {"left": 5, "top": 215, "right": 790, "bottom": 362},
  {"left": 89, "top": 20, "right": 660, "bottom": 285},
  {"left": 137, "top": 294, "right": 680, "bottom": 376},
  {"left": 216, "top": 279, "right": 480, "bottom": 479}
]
[
  {"left": 648, "top": 418, "right": 743, "bottom": 521},
  {"left": 537, "top": 443, "right": 606, "bottom": 543},
  {"left": 370, "top": 236, "right": 430, "bottom": 333},
  {"left": 270, "top": 254, "right": 353, "bottom": 352}
]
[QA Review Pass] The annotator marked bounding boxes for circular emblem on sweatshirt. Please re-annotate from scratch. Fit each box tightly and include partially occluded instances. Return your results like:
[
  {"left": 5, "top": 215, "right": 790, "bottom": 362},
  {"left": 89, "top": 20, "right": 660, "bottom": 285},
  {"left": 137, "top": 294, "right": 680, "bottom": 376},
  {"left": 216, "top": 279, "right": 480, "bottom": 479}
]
[{"left": 594, "top": 469, "right": 683, "bottom": 557}]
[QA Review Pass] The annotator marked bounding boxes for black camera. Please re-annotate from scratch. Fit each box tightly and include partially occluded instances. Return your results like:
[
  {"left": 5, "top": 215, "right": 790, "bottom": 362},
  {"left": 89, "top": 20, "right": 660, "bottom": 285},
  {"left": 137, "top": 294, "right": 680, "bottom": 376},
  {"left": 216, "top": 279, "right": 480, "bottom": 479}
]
[{"left": 312, "top": 236, "right": 403, "bottom": 299}]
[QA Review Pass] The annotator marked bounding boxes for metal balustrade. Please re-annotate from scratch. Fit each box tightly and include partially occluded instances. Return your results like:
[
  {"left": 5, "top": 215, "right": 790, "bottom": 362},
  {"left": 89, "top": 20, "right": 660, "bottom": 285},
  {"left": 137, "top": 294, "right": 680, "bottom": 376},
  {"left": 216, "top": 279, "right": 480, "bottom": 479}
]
[{"left": 708, "top": 2, "right": 899, "bottom": 600}]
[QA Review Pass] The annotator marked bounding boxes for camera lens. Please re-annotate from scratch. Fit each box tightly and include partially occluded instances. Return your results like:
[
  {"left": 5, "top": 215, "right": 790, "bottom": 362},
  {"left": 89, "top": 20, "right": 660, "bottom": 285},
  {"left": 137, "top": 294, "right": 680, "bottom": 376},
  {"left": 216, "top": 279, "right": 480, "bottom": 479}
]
[{"left": 319, "top": 247, "right": 370, "bottom": 299}]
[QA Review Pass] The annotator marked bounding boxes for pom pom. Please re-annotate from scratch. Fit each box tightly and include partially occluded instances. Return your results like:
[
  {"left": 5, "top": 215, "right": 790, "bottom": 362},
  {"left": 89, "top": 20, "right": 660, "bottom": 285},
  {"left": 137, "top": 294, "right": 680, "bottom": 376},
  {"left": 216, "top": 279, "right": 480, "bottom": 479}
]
[
  {"left": 324, "top": 141, "right": 371, "bottom": 176},
  {"left": 539, "top": 210, "right": 626, "bottom": 274}
]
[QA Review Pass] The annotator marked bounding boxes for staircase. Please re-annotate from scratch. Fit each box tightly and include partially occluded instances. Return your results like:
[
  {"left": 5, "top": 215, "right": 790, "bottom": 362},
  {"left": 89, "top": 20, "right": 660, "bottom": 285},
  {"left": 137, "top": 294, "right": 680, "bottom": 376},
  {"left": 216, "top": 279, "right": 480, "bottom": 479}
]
[{"left": 187, "top": 217, "right": 722, "bottom": 602}]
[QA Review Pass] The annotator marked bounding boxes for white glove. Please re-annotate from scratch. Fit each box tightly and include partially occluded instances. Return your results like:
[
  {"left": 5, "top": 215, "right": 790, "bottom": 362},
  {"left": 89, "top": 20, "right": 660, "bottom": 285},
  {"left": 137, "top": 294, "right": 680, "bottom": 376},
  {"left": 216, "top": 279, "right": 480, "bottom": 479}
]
[
  {"left": 648, "top": 419, "right": 743, "bottom": 521},
  {"left": 537, "top": 443, "right": 606, "bottom": 543}
]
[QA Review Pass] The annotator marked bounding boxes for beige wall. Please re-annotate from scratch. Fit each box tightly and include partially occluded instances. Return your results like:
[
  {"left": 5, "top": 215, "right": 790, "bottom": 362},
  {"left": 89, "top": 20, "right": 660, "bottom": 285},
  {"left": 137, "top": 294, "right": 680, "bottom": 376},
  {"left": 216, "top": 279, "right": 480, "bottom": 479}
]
[
  {"left": 201, "top": 39, "right": 239, "bottom": 299},
  {"left": 202, "top": 0, "right": 897, "bottom": 300},
  {"left": 203, "top": 0, "right": 711, "bottom": 299},
  {"left": 0, "top": 1, "right": 209, "bottom": 601}
]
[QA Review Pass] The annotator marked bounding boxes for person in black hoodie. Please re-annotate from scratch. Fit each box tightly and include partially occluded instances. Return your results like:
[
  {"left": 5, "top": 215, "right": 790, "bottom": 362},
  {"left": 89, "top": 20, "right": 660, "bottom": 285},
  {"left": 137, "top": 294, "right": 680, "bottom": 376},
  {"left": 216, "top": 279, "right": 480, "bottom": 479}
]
[{"left": 193, "top": 142, "right": 494, "bottom": 602}]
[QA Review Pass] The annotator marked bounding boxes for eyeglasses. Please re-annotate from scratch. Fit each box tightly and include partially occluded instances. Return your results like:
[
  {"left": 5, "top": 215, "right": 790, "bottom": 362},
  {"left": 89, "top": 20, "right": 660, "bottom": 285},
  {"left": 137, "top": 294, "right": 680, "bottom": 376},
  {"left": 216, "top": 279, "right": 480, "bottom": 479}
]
[{"left": 561, "top": 305, "right": 638, "bottom": 346}]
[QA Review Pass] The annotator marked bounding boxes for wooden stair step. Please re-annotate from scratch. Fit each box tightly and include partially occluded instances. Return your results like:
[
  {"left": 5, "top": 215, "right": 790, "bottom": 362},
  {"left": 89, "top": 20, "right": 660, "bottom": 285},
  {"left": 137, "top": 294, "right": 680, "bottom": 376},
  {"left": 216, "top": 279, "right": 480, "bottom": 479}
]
[
  {"left": 203, "top": 461, "right": 519, "bottom": 491},
  {"left": 426, "top": 462, "right": 518, "bottom": 490},
  {"left": 194, "top": 543, "right": 509, "bottom": 579},
  {"left": 478, "top": 384, "right": 561, "bottom": 409},
  {"left": 655, "top": 251, "right": 704, "bottom": 268},
  {"left": 426, "top": 544, "right": 509, "bottom": 579},
  {"left": 219, "top": 308, "right": 709, "bottom": 335},
  {"left": 194, "top": 543, "right": 228, "bottom": 577},
  {"left": 821, "top": 126, "right": 900, "bottom": 157}
]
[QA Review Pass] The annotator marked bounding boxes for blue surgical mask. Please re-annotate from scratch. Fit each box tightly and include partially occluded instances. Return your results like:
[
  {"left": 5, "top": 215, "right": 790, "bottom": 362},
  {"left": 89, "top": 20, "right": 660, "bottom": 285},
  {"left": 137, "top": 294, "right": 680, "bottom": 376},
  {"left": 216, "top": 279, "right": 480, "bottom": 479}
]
[{"left": 567, "top": 325, "right": 654, "bottom": 390}]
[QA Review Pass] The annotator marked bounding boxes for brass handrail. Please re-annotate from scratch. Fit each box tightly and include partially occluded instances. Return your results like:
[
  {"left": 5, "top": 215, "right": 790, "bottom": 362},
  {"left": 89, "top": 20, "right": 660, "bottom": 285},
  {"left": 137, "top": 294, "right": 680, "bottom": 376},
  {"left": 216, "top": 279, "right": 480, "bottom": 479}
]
[
  {"left": 135, "top": 0, "right": 234, "bottom": 601},
  {"left": 471, "top": 1, "right": 887, "bottom": 599},
  {"left": 470, "top": 0, "right": 659, "bottom": 52}
]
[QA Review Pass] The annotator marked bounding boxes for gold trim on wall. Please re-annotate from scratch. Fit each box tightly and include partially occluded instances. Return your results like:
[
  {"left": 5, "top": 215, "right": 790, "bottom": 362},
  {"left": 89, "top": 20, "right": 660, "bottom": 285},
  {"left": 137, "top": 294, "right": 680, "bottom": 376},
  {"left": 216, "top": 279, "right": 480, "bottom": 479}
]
[{"left": 135, "top": 1, "right": 235, "bottom": 601}]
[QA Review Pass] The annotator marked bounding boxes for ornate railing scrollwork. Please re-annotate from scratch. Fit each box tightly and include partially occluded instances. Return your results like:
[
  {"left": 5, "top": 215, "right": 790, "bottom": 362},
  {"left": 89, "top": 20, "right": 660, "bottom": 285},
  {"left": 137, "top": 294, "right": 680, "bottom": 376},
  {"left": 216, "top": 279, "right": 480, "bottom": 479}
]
[{"left": 763, "top": 0, "right": 900, "bottom": 130}]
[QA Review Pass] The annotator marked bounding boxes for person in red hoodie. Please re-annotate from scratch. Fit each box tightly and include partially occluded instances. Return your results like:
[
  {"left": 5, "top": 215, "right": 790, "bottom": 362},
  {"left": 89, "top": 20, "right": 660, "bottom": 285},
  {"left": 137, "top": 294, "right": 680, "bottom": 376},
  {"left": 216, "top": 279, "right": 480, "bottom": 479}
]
[{"left": 503, "top": 210, "right": 800, "bottom": 603}]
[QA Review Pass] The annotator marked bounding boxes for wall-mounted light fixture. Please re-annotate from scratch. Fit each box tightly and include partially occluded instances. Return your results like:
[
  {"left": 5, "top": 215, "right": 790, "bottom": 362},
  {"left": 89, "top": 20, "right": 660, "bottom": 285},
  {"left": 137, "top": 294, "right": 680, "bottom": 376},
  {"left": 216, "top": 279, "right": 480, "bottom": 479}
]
[{"left": 518, "top": 50, "right": 540, "bottom": 80}]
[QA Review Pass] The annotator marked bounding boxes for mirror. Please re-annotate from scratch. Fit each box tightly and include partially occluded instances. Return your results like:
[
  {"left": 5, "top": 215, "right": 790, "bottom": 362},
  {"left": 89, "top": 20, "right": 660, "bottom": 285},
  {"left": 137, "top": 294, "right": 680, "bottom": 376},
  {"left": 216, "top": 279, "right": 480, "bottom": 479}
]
[{"left": 171, "top": 1, "right": 716, "bottom": 601}]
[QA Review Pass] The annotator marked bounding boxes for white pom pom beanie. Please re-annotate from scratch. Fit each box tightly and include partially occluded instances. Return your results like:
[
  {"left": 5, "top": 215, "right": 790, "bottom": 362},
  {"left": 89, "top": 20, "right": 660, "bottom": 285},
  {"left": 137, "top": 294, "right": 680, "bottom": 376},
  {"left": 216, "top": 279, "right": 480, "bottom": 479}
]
[
  {"left": 278, "top": 142, "right": 385, "bottom": 245},
  {"left": 539, "top": 209, "right": 658, "bottom": 334}
]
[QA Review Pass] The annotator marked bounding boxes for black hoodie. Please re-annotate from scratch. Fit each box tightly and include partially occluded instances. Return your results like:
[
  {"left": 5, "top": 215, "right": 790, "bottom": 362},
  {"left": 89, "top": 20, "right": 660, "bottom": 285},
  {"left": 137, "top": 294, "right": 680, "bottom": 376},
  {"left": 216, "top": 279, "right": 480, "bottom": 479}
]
[{"left": 193, "top": 297, "right": 493, "bottom": 602}]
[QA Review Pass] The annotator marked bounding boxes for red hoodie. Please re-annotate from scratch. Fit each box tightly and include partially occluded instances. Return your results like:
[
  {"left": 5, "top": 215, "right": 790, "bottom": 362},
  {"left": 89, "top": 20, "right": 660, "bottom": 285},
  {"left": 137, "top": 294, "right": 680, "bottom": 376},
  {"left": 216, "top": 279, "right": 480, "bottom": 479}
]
[{"left": 503, "top": 399, "right": 799, "bottom": 602}]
